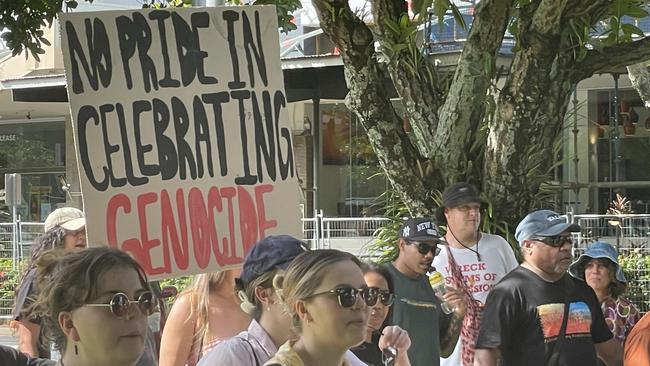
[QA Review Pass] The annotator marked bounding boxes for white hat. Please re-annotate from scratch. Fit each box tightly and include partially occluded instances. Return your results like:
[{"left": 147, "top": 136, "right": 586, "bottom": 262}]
[{"left": 44, "top": 207, "right": 86, "bottom": 232}]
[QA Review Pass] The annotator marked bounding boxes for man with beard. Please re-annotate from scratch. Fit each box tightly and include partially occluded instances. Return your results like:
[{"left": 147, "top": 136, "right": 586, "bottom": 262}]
[
  {"left": 386, "top": 217, "right": 465, "bottom": 366},
  {"left": 473, "top": 210, "right": 622, "bottom": 366}
]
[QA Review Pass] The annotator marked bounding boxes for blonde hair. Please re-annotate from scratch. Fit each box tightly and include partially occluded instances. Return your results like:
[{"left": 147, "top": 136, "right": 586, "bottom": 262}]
[
  {"left": 183, "top": 271, "right": 228, "bottom": 346},
  {"left": 272, "top": 249, "right": 361, "bottom": 333}
]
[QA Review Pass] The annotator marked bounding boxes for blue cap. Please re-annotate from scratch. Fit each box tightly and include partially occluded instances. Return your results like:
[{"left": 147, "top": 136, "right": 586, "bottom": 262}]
[
  {"left": 515, "top": 210, "right": 581, "bottom": 244},
  {"left": 239, "top": 235, "right": 309, "bottom": 285},
  {"left": 569, "top": 241, "right": 627, "bottom": 284}
]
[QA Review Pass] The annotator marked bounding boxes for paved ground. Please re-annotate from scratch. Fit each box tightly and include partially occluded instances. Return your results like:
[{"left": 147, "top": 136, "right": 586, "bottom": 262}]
[{"left": 0, "top": 325, "right": 18, "bottom": 348}]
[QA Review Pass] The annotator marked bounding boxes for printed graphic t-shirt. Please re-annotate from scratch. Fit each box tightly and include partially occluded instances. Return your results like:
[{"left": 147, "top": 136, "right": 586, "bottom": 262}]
[{"left": 475, "top": 267, "right": 612, "bottom": 366}]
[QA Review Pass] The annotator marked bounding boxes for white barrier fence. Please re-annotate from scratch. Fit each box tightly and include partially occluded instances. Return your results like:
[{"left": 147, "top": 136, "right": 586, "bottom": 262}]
[{"left": 1, "top": 214, "right": 649, "bottom": 318}]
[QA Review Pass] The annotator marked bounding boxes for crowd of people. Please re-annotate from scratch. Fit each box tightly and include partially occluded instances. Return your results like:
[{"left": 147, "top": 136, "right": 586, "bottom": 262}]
[{"left": 1, "top": 183, "right": 650, "bottom": 366}]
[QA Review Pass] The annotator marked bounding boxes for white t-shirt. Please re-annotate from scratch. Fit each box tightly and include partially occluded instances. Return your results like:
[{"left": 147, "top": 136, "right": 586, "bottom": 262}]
[{"left": 432, "top": 232, "right": 518, "bottom": 366}]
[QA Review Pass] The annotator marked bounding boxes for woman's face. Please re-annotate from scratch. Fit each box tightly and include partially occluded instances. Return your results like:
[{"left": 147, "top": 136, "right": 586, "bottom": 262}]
[
  {"left": 301, "top": 260, "right": 370, "bottom": 349},
  {"left": 70, "top": 266, "right": 149, "bottom": 365},
  {"left": 585, "top": 258, "right": 613, "bottom": 294},
  {"left": 63, "top": 227, "right": 87, "bottom": 251},
  {"left": 364, "top": 271, "right": 390, "bottom": 332}
]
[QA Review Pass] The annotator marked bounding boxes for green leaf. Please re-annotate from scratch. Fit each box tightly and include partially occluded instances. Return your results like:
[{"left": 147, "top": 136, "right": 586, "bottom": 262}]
[
  {"left": 623, "top": 7, "right": 649, "bottom": 18},
  {"left": 621, "top": 23, "right": 645, "bottom": 38}
]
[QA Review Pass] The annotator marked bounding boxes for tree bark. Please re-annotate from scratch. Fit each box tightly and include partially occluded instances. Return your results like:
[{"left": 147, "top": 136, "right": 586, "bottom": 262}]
[
  {"left": 484, "top": 0, "right": 570, "bottom": 220},
  {"left": 311, "top": 0, "right": 435, "bottom": 215},
  {"left": 627, "top": 63, "right": 650, "bottom": 108},
  {"left": 432, "top": 0, "right": 514, "bottom": 185}
]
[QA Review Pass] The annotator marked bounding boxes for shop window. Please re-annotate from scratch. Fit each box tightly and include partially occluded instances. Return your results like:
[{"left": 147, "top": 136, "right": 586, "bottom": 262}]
[{"left": 0, "top": 122, "right": 65, "bottom": 169}]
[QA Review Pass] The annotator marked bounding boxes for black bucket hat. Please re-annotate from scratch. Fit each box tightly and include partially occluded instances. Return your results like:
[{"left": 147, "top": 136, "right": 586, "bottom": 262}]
[{"left": 434, "top": 182, "right": 486, "bottom": 224}]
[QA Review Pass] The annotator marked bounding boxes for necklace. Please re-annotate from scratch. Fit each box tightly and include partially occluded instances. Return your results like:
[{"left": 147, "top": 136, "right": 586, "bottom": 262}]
[{"left": 447, "top": 227, "right": 482, "bottom": 261}]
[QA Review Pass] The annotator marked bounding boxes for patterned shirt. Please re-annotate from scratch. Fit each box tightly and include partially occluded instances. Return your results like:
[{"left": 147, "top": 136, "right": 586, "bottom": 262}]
[{"left": 601, "top": 296, "right": 640, "bottom": 344}]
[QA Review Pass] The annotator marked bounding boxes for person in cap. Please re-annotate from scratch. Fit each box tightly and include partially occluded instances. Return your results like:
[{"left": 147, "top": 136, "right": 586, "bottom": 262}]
[
  {"left": 385, "top": 218, "right": 466, "bottom": 366},
  {"left": 569, "top": 242, "right": 640, "bottom": 347},
  {"left": 197, "top": 235, "right": 367, "bottom": 366},
  {"left": 474, "top": 210, "right": 622, "bottom": 366},
  {"left": 160, "top": 269, "right": 250, "bottom": 366},
  {"left": 12, "top": 207, "right": 87, "bottom": 358},
  {"left": 432, "top": 183, "right": 517, "bottom": 366}
]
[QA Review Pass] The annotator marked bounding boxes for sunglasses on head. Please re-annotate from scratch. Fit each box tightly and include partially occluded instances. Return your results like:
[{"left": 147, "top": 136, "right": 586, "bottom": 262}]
[
  {"left": 371, "top": 287, "right": 395, "bottom": 306},
  {"left": 85, "top": 291, "right": 156, "bottom": 318},
  {"left": 531, "top": 235, "right": 573, "bottom": 248},
  {"left": 307, "top": 286, "right": 379, "bottom": 308},
  {"left": 408, "top": 241, "right": 441, "bottom": 256}
]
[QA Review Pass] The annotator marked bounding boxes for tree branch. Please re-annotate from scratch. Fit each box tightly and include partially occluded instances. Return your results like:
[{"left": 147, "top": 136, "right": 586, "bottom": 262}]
[
  {"left": 312, "top": 0, "right": 435, "bottom": 214},
  {"left": 574, "top": 37, "right": 650, "bottom": 80},
  {"left": 432, "top": 0, "right": 514, "bottom": 184},
  {"left": 627, "top": 63, "right": 650, "bottom": 108}
]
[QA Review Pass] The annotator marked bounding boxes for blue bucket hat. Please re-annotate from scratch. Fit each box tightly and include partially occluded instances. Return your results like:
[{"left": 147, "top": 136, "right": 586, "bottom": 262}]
[
  {"left": 568, "top": 241, "right": 627, "bottom": 284},
  {"left": 515, "top": 210, "right": 581, "bottom": 244},
  {"left": 239, "top": 235, "right": 309, "bottom": 285}
]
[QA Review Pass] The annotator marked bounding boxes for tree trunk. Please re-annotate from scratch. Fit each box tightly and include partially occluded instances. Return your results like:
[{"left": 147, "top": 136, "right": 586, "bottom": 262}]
[
  {"left": 311, "top": 0, "right": 435, "bottom": 215},
  {"left": 627, "top": 63, "right": 650, "bottom": 108}
]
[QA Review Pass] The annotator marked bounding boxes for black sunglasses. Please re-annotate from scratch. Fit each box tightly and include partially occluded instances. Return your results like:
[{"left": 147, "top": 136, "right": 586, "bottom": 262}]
[
  {"left": 372, "top": 288, "right": 395, "bottom": 306},
  {"left": 85, "top": 291, "right": 156, "bottom": 318},
  {"left": 307, "top": 286, "right": 379, "bottom": 308},
  {"left": 408, "top": 241, "right": 441, "bottom": 256},
  {"left": 531, "top": 235, "right": 573, "bottom": 248}
]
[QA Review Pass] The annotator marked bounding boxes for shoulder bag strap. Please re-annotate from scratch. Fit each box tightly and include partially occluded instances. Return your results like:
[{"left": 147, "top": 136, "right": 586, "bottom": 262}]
[{"left": 546, "top": 275, "right": 575, "bottom": 366}]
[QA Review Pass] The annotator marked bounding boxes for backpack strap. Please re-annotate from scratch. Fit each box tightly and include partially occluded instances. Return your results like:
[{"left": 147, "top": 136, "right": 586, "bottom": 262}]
[{"left": 546, "top": 275, "right": 575, "bottom": 366}]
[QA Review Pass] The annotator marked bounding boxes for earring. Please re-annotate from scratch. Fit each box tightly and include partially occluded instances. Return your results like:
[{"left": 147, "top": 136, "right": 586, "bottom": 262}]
[
  {"left": 74, "top": 342, "right": 78, "bottom": 355},
  {"left": 266, "top": 307, "right": 271, "bottom": 312}
]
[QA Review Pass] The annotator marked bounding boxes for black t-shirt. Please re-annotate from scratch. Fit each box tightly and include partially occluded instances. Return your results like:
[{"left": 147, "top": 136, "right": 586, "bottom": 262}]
[
  {"left": 351, "top": 338, "right": 383, "bottom": 366},
  {"left": 12, "top": 268, "right": 50, "bottom": 359},
  {"left": 475, "top": 266, "right": 612, "bottom": 366},
  {"left": 0, "top": 346, "right": 56, "bottom": 366}
]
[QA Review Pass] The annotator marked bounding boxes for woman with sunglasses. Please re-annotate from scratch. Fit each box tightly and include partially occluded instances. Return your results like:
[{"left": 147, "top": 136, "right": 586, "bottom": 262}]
[
  {"left": 160, "top": 270, "right": 250, "bottom": 366},
  {"left": 569, "top": 242, "right": 640, "bottom": 356},
  {"left": 352, "top": 262, "right": 411, "bottom": 366},
  {"left": 265, "top": 249, "right": 407, "bottom": 366},
  {"left": 28, "top": 246, "right": 156, "bottom": 366}
]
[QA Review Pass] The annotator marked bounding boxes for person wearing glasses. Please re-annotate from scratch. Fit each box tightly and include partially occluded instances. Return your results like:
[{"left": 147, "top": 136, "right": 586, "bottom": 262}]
[
  {"left": 352, "top": 262, "right": 412, "bottom": 366},
  {"left": 385, "top": 217, "right": 466, "bottom": 366},
  {"left": 12, "top": 207, "right": 87, "bottom": 359},
  {"left": 432, "top": 183, "right": 518, "bottom": 366},
  {"left": 473, "top": 210, "right": 622, "bottom": 366},
  {"left": 265, "top": 249, "right": 405, "bottom": 366},
  {"left": 568, "top": 242, "right": 640, "bottom": 356},
  {"left": 27, "top": 246, "right": 157, "bottom": 366}
]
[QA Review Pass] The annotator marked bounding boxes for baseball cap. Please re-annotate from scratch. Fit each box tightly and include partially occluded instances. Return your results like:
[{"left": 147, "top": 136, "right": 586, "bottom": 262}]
[
  {"left": 514, "top": 210, "right": 580, "bottom": 244},
  {"left": 399, "top": 218, "right": 441, "bottom": 242},
  {"left": 44, "top": 207, "right": 85, "bottom": 232},
  {"left": 569, "top": 241, "right": 626, "bottom": 284},
  {"left": 239, "top": 235, "right": 309, "bottom": 285},
  {"left": 434, "top": 183, "right": 486, "bottom": 224}
]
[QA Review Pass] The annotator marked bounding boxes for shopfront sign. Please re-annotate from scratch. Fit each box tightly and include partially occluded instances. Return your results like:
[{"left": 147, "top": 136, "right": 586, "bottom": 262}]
[
  {"left": 0, "top": 134, "right": 17, "bottom": 142},
  {"left": 60, "top": 7, "right": 301, "bottom": 279}
]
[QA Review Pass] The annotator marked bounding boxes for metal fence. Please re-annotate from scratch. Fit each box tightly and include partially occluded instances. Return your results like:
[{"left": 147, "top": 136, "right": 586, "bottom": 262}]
[
  {"left": 1, "top": 214, "right": 649, "bottom": 317},
  {"left": 0, "top": 222, "right": 44, "bottom": 319}
]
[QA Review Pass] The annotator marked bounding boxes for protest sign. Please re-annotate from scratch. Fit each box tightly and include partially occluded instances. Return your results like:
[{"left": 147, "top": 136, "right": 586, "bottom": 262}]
[{"left": 60, "top": 6, "right": 301, "bottom": 279}]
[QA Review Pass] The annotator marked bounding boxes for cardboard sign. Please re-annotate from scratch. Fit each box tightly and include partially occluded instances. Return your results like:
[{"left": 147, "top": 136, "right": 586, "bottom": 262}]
[{"left": 60, "top": 6, "right": 301, "bottom": 279}]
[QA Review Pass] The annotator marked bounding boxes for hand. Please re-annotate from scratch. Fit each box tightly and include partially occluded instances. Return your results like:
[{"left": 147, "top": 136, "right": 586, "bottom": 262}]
[
  {"left": 442, "top": 286, "right": 466, "bottom": 317},
  {"left": 378, "top": 325, "right": 411, "bottom": 354}
]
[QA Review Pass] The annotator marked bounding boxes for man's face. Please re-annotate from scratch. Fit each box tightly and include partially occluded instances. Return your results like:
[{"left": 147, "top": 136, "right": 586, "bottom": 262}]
[
  {"left": 445, "top": 202, "right": 481, "bottom": 233},
  {"left": 526, "top": 230, "right": 573, "bottom": 276},
  {"left": 397, "top": 239, "right": 439, "bottom": 276}
]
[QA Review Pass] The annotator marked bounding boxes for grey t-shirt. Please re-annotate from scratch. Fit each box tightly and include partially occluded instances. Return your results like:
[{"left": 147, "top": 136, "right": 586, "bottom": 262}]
[{"left": 385, "top": 264, "right": 450, "bottom": 366}]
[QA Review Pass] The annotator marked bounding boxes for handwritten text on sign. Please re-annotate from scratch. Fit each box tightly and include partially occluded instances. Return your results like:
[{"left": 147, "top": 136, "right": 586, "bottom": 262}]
[{"left": 60, "top": 7, "right": 301, "bottom": 279}]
